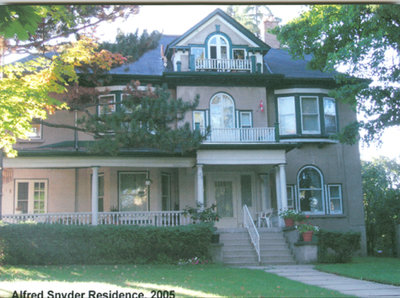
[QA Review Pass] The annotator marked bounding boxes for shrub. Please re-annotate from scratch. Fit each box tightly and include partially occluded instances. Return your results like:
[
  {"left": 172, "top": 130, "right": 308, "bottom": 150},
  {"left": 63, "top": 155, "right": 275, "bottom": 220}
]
[
  {"left": 0, "top": 222, "right": 214, "bottom": 265},
  {"left": 317, "top": 230, "right": 361, "bottom": 263}
]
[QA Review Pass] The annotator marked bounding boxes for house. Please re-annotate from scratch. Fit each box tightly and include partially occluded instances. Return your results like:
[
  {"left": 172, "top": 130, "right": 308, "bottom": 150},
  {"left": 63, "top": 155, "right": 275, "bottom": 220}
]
[{"left": 1, "top": 9, "right": 366, "bottom": 257}]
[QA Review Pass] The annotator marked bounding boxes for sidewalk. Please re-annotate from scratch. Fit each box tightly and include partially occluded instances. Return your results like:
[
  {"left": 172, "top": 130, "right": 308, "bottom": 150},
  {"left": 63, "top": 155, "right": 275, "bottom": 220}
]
[{"left": 246, "top": 265, "right": 400, "bottom": 297}]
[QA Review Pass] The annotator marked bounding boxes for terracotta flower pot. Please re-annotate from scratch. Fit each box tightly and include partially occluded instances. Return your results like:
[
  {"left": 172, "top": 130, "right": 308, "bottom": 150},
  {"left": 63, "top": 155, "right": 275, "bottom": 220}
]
[
  {"left": 284, "top": 218, "right": 294, "bottom": 227},
  {"left": 302, "top": 231, "right": 313, "bottom": 242}
]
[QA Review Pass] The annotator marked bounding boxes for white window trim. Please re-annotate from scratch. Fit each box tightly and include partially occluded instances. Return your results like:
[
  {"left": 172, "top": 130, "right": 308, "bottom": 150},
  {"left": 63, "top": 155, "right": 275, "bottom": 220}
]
[
  {"left": 327, "top": 184, "right": 343, "bottom": 214},
  {"left": 277, "top": 96, "right": 296, "bottom": 135},
  {"left": 300, "top": 96, "right": 321, "bottom": 134},
  {"left": 208, "top": 34, "right": 230, "bottom": 60},
  {"left": 193, "top": 110, "right": 206, "bottom": 130},
  {"left": 118, "top": 171, "right": 149, "bottom": 212},
  {"left": 297, "top": 166, "right": 325, "bottom": 215},
  {"left": 98, "top": 94, "right": 116, "bottom": 115},
  {"left": 287, "top": 185, "right": 295, "bottom": 209},
  {"left": 239, "top": 111, "right": 253, "bottom": 128},
  {"left": 15, "top": 179, "right": 48, "bottom": 214},
  {"left": 27, "top": 122, "right": 43, "bottom": 140}
]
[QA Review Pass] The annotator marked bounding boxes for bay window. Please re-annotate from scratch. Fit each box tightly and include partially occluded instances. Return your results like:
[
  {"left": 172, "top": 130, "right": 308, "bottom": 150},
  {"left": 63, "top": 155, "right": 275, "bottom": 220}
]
[
  {"left": 278, "top": 96, "right": 296, "bottom": 135},
  {"left": 300, "top": 96, "right": 320, "bottom": 134},
  {"left": 324, "top": 97, "right": 337, "bottom": 134}
]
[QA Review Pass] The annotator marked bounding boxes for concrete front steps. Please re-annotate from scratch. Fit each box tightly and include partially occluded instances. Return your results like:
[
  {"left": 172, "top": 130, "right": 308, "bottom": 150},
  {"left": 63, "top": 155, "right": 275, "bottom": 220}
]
[{"left": 219, "top": 228, "right": 296, "bottom": 266}]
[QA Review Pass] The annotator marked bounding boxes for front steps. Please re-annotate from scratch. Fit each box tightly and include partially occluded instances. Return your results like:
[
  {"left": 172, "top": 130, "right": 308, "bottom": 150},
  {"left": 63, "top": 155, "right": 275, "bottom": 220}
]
[{"left": 218, "top": 228, "right": 296, "bottom": 266}]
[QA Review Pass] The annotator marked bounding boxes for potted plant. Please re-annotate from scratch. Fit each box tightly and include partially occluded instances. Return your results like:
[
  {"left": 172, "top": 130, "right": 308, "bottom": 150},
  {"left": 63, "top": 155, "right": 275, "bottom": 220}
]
[
  {"left": 279, "top": 209, "right": 304, "bottom": 227},
  {"left": 297, "top": 223, "right": 319, "bottom": 242}
]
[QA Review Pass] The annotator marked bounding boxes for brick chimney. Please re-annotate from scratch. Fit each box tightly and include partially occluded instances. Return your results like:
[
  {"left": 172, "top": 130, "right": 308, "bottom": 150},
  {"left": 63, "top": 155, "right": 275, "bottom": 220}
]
[{"left": 262, "top": 15, "right": 281, "bottom": 49}]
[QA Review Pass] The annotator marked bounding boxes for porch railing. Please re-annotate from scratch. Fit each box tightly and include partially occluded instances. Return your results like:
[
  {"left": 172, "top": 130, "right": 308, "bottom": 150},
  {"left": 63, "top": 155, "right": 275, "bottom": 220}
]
[
  {"left": 200, "top": 127, "right": 275, "bottom": 143},
  {"left": 243, "top": 204, "right": 261, "bottom": 263},
  {"left": 1, "top": 211, "right": 191, "bottom": 227},
  {"left": 195, "top": 58, "right": 251, "bottom": 72}
]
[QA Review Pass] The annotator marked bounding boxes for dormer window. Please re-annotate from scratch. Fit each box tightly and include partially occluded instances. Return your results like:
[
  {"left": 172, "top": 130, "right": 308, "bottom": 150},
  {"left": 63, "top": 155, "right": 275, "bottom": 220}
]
[{"left": 208, "top": 35, "right": 229, "bottom": 60}]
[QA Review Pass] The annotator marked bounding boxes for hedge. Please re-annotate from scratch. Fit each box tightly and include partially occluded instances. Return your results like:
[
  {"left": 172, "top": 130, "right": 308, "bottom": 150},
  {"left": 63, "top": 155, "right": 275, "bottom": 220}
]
[
  {"left": 317, "top": 230, "right": 361, "bottom": 263},
  {"left": 0, "top": 222, "right": 214, "bottom": 265}
]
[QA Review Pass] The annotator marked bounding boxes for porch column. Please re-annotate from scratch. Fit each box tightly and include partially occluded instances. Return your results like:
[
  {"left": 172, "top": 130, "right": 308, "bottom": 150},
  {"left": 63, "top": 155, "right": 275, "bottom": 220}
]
[
  {"left": 275, "top": 167, "right": 283, "bottom": 227},
  {"left": 91, "top": 166, "right": 99, "bottom": 226},
  {"left": 196, "top": 164, "right": 204, "bottom": 208},
  {"left": 279, "top": 164, "right": 288, "bottom": 211}
]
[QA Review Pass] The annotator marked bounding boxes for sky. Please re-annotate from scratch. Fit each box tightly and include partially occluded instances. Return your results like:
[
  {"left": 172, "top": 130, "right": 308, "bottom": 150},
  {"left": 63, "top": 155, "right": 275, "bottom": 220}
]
[{"left": 6, "top": 4, "right": 400, "bottom": 162}]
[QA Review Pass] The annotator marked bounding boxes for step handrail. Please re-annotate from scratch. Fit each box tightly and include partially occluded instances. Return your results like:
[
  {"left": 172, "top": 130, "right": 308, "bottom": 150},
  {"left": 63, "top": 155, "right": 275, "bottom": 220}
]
[{"left": 243, "top": 204, "right": 260, "bottom": 263}]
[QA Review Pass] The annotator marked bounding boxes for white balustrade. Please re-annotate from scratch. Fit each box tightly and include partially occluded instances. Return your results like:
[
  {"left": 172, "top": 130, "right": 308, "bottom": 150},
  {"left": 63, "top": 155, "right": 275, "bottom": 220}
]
[
  {"left": 243, "top": 204, "right": 261, "bottom": 263},
  {"left": 195, "top": 59, "right": 251, "bottom": 72},
  {"left": 200, "top": 127, "right": 275, "bottom": 143},
  {"left": 1, "top": 211, "right": 191, "bottom": 227}
]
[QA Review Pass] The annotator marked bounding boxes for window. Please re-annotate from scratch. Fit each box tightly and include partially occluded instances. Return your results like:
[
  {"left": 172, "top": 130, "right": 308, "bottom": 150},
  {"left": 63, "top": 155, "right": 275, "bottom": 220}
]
[
  {"left": 27, "top": 121, "right": 42, "bottom": 140},
  {"left": 324, "top": 97, "right": 337, "bottom": 134},
  {"left": 278, "top": 96, "right": 296, "bottom": 135},
  {"left": 15, "top": 180, "right": 47, "bottom": 214},
  {"left": 241, "top": 175, "right": 252, "bottom": 207},
  {"left": 191, "top": 47, "right": 205, "bottom": 62},
  {"left": 193, "top": 110, "right": 206, "bottom": 130},
  {"left": 327, "top": 184, "right": 343, "bottom": 214},
  {"left": 287, "top": 185, "right": 295, "bottom": 209},
  {"left": 210, "top": 93, "right": 235, "bottom": 129},
  {"left": 300, "top": 96, "right": 320, "bottom": 134},
  {"left": 98, "top": 94, "right": 116, "bottom": 115},
  {"left": 239, "top": 111, "right": 252, "bottom": 128},
  {"left": 119, "top": 172, "right": 148, "bottom": 211},
  {"left": 208, "top": 35, "right": 229, "bottom": 59},
  {"left": 233, "top": 49, "right": 245, "bottom": 60},
  {"left": 298, "top": 166, "right": 325, "bottom": 214}
]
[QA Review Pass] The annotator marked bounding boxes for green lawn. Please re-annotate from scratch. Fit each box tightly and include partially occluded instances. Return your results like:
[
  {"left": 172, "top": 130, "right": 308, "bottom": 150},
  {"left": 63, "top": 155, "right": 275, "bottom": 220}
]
[
  {"left": 316, "top": 257, "right": 400, "bottom": 286},
  {"left": 0, "top": 264, "right": 348, "bottom": 297}
]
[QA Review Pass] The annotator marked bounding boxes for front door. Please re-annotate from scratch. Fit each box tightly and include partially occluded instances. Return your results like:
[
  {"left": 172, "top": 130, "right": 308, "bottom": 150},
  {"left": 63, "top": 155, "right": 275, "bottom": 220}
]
[{"left": 208, "top": 174, "right": 238, "bottom": 228}]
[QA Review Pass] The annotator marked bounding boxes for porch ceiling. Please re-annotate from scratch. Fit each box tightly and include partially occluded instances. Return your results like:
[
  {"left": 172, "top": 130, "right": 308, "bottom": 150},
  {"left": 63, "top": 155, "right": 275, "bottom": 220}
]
[{"left": 3, "top": 156, "right": 196, "bottom": 169}]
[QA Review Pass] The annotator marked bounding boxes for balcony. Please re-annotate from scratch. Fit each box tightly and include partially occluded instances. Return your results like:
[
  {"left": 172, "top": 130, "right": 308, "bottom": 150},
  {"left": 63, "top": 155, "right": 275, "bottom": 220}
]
[
  {"left": 195, "top": 58, "right": 252, "bottom": 72},
  {"left": 200, "top": 127, "right": 276, "bottom": 143}
]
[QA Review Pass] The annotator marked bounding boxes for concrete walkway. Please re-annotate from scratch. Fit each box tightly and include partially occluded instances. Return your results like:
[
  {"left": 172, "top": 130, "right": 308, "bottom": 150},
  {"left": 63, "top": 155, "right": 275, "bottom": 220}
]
[{"left": 245, "top": 265, "right": 400, "bottom": 297}]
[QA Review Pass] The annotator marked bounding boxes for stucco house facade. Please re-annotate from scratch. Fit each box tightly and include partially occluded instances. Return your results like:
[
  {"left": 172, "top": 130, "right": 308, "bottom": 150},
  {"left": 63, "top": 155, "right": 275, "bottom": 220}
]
[{"left": 1, "top": 9, "right": 366, "bottom": 254}]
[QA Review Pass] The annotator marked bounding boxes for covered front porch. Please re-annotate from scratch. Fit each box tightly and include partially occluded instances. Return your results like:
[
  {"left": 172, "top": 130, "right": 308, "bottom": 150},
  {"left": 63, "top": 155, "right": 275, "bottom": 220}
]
[{"left": 1, "top": 147, "right": 293, "bottom": 228}]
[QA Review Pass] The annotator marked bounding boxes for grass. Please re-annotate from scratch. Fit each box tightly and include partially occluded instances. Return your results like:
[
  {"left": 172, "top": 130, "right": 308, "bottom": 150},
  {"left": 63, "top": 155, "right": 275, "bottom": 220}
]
[
  {"left": 0, "top": 264, "right": 349, "bottom": 297},
  {"left": 315, "top": 257, "right": 400, "bottom": 286}
]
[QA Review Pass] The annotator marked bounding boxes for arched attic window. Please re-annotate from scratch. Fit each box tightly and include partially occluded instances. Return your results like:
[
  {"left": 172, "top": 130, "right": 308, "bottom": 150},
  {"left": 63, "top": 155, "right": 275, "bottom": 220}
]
[{"left": 208, "top": 34, "right": 229, "bottom": 60}]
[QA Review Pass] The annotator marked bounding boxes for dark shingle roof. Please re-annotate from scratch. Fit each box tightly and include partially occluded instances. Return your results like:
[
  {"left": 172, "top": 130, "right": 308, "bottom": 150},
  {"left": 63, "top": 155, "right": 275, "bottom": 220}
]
[
  {"left": 108, "top": 35, "right": 178, "bottom": 76},
  {"left": 264, "top": 48, "right": 335, "bottom": 79}
]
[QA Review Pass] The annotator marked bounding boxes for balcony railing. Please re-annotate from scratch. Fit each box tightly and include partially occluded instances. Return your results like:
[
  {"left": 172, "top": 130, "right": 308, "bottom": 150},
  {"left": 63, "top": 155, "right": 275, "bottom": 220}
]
[
  {"left": 195, "top": 58, "right": 252, "bottom": 72},
  {"left": 1, "top": 211, "right": 191, "bottom": 227},
  {"left": 200, "top": 127, "right": 276, "bottom": 143}
]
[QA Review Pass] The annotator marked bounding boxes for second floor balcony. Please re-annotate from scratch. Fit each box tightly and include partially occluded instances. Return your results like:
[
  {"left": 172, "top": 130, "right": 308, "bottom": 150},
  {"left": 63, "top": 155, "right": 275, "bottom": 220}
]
[
  {"left": 199, "top": 127, "right": 277, "bottom": 143},
  {"left": 194, "top": 58, "right": 252, "bottom": 72}
]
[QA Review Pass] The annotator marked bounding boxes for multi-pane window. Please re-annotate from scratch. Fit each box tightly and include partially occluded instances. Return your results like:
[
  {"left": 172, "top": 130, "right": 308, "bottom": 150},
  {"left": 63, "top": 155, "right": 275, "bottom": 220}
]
[
  {"left": 119, "top": 172, "right": 148, "bottom": 212},
  {"left": 210, "top": 93, "right": 235, "bottom": 129},
  {"left": 298, "top": 166, "right": 325, "bottom": 214},
  {"left": 98, "top": 94, "right": 116, "bottom": 115},
  {"left": 233, "top": 49, "right": 245, "bottom": 60},
  {"left": 278, "top": 96, "right": 296, "bottom": 135},
  {"left": 208, "top": 35, "right": 229, "bottom": 59},
  {"left": 327, "top": 184, "right": 343, "bottom": 214},
  {"left": 193, "top": 110, "right": 206, "bottom": 130},
  {"left": 324, "top": 97, "right": 337, "bottom": 134},
  {"left": 15, "top": 180, "right": 47, "bottom": 214},
  {"left": 300, "top": 96, "right": 320, "bottom": 134}
]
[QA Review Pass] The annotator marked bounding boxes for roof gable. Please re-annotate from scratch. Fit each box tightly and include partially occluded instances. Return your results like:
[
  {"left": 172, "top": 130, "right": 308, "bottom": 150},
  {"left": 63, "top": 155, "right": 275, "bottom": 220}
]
[{"left": 167, "top": 8, "right": 270, "bottom": 54}]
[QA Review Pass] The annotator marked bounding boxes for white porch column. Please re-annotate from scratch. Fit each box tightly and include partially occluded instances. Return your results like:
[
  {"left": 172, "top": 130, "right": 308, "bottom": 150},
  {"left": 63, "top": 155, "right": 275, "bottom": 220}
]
[
  {"left": 279, "top": 164, "right": 288, "bottom": 211},
  {"left": 196, "top": 164, "right": 204, "bottom": 207},
  {"left": 91, "top": 166, "right": 99, "bottom": 226},
  {"left": 275, "top": 167, "right": 283, "bottom": 227}
]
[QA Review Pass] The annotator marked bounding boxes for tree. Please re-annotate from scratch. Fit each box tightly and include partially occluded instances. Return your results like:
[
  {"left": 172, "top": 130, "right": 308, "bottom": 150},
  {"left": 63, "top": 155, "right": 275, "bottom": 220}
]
[
  {"left": 275, "top": 5, "right": 400, "bottom": 144},
  {"left": 362, "top": 157, "right": 400, "bottom": 256}
]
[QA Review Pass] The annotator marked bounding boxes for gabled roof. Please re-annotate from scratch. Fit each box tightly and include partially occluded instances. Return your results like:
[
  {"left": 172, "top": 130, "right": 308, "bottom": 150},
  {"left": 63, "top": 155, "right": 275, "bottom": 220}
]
[{"left": 166, "top": 8, "right": 270, "bottom": 55}]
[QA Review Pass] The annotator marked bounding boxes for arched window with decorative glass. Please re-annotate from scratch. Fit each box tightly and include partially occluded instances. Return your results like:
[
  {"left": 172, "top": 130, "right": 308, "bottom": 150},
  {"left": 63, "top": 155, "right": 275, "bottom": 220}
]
[
  {"left": 210, "top": 93, "right": 235, "bottom": 129},
  {"left": 208, "top": 34, "right": 229, "bottom": 60},
  {"left": 297, "top": 166, "right": 325, "bottom": 214}
]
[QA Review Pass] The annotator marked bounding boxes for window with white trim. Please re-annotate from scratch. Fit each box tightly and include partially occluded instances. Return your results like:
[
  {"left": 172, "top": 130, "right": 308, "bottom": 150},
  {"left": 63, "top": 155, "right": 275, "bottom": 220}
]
[
  {"left": 239, "top": 111, "right": 252, "bottom": 128},
  {"left": 233, "top": 49, "right": 246, "bottom": 60},
  {"left": 300, "top": 96, "right": 320, "bottom": 134},
  {"left": 298, "top": 166, "right": 325, "bottom": 214},
  {"left": 210, "top": 93, "right": 235, "bottom": 129},
  {"left": 287, "top": 185, "right": 295, "bottom": 209},
  {"left": 327, "top": 184, "right": 343, "bottom": 214},
  {"left": 27, "top": 121, "right": 42, "bottom": 140},
  {"left": 323, "top": 97, "right": 337, "bottom": 134},
  {"left": 15, "top": 180, "right": 47, "bottom": 214},
  {"left": 98, "top": 94, "right": 116, "bottom": 115},
  {"left": 208, "top": 35, "right": 229, "bottom": 59},
  {"left": 278, "top": 96, "right": 296, "bottom": 135},
  {"left": 193, "top": 110, "right": 206, "bottom": 131}
]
